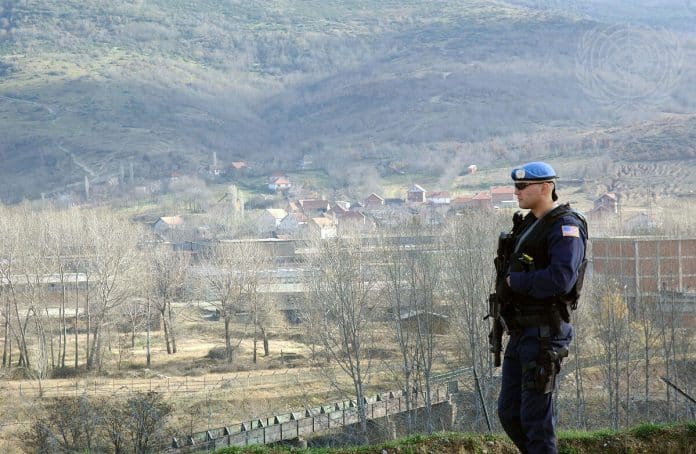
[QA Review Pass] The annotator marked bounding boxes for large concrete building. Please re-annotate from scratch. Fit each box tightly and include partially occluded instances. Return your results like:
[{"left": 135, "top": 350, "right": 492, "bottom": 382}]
[{"left": 590, "top": 237, "right": 696, "bottom": 326}]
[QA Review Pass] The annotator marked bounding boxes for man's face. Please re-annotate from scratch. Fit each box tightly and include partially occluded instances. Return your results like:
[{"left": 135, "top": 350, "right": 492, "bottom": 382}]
[{"left": 514, "top": 181, "right": 549, "bottom": 209}]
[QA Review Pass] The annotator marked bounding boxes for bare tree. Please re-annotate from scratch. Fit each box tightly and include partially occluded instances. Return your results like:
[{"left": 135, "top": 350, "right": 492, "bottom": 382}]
[
  {"left": 0, "top": 206, "right": 36, "bottom": 370},
  {"left": 45, "top": 207, "right": 83, "bottom": 370},
  {"left": 145, "top": 244, "right": 190, "bottom": 355},
  {"left": 591, "top": 278, "right": 636, "bottom": 430},
  {"left": 248, "top": 287, "right": 279, "bottom": 363},
  {"left": 200, "top": 240, "right": 267, "bottom": 363},
  {"left": 302, "top": 233, "right": 378, "bottom": 442},
  {"left": 380, "top": 220, "right": 445, "bottom": 434},
  {"left": 441, "top": 210, "right": 502, "bottom": 430},
  {"left": 83, "top": 211, "right": 141, "bottom": 370},
  {"left": 634, "top": 291, "right": 661, "bottom": 421},
  {"left": 379, "top": 227, "right": 421, "bottom": 431}
]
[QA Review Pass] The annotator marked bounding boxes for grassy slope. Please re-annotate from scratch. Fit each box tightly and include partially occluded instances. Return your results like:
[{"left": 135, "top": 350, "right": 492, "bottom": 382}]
[{"left": 212, "top": 423, "right": 696, "bottom": 453}]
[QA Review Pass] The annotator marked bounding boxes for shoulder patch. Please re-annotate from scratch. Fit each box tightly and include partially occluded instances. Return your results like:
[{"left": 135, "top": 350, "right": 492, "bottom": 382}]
[{"left": 561, "top": 225, "right": 580, "bottom": 237}]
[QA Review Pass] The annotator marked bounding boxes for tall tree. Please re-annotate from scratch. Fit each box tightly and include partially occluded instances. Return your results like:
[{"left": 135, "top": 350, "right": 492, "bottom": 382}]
[
  {"left": 145, "top": 244, "right": 190, "bottom": 355},
  {"left": 380, "top": 221, "right": 444, "bottom": 434},
  {"left": 441, "top": 211, "right": 502, "bottom": 430},
  {"left": 83, "top": 210, "right": 141, "bottom": 370},
  {"left": 592, "top": 278, "right": 635, "bottom": 430},
  {"left": 303, "top": 234, "right": 378, "bottom": 442},
  {"left": 199, "top": 240, "right": 267, "bottom": 363}
]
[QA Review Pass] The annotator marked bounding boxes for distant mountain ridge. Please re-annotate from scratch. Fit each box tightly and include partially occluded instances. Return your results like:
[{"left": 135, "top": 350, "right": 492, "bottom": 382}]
[{"left": 0, "top": 0, "right": 694, "bottom": 201}]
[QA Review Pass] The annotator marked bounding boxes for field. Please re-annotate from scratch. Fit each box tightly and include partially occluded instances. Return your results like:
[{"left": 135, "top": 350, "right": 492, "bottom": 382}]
[
  {"left": 0, "top": 289, "right": 693, "bottom": 453},
  {"left": 0, "top": 303, "right": 459, "bottom": 452}
]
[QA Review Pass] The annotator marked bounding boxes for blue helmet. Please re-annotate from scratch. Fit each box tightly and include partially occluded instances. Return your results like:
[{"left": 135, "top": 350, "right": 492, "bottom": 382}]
[{"left": 510, "top": 162, "right": 557, "bottom": 181}]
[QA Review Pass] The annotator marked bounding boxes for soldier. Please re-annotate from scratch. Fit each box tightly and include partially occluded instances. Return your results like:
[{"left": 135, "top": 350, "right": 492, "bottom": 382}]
[{"left": 495, "top": 162, "right": 588, "bottom": 453}]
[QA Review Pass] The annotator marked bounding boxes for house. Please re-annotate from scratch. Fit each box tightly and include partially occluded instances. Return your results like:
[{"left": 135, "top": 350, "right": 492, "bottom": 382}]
[
  {"left": 490, "top": 186, "right": 517, "bottom": 208},
  {"left": 310, "top": 217, "right": 337, "bottom": 239},
  {"left": 450, "top": 195, "right": 473, "bottom": 209},
  {"left": 364, "top": 193, "right": 385, "bottom": 208},
  {"left": 587, "top": 204, "right": 616, "bottom": 221},
  {"left": 588, "top": 193, "right": 619, "bottom": 221},
  {"left": 450, "top": 191, "right": 493, "bottom": 209},
  {"left": 467, "top": 164, "right": 477, "bottom": 174},
  {"left": 336, "top": 211, "right": 373, "bottom": 232},
  {"left": 407, "top": 184, "right": 427, "bottom": 204},
  {"left": 256, "top": 208, "right": 288, "bottom": 235},
  {"left": 384, "top": 198, "right": 405, "bottom": 207},
  {"left": 299, "top": 199, "right": 330, "bottom": 215},
  {"left": 594, "top": 193, "right": 618, "bottom": 211},
  {"left": 277, "top": 212, "right": 310, "bottom": 236},
  {"left": 426, "top": 191, "right": 451, "bottom": 205},
  {"left": 228, "top": 161, "right": 249, "bottom": 176},
  {"left": 268, "top": 176, "right": 292, "bottom": 192},
  {"left": 333, "top": 201, "right": 351, "bottom": 211},
  {"left": 328, "top": 203, "right": 349, "bottom": 217},
  {"left": 286, "top": 201, "right": 300, "bottom": 213},
  {"left": 153, "top": 216, "right": 184, "bottom": 237}
]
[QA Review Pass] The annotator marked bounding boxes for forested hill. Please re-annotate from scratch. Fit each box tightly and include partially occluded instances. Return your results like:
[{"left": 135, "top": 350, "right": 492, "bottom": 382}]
[{"left": 0, "top": 1, "right": 694, "bottom": 201}]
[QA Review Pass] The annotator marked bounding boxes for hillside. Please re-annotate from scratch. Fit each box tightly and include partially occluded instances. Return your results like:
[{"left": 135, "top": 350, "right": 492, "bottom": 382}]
[{"left": 0, "top": 1, "right": 694, "bottom": 202}]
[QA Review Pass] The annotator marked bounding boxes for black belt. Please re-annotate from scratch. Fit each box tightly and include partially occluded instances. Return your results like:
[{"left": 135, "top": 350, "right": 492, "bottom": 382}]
[{"left": 502, "top": 310, "right": 562, "bottom": 335}]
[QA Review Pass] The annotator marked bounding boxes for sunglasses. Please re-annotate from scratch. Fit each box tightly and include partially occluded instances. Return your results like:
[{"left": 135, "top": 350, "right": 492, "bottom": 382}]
[{"left": 514, "top": 181, "right": 551, "bottom": 190}]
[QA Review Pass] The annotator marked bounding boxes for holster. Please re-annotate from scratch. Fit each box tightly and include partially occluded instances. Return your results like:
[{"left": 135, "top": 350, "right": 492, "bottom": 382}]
[{"left": 523, "top": 327, "right": 569, "bottom": 394}]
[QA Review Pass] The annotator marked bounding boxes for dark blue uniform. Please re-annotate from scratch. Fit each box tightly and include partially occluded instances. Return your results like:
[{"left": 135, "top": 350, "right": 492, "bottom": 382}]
[
  {"left": 498, "top": 210, "right": 586, "bottom": 454},
  {"left": 508, "top": 214, "right": 586, "bottom": 299}
]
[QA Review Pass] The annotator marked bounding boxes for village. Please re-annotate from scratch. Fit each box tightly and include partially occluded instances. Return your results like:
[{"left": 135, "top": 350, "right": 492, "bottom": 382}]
[
  {"left": 1, "top": 155, "right": 693, "bottom": 453},
  {"left": 143, "top": 157, "right": 663, "bottom": 245}
]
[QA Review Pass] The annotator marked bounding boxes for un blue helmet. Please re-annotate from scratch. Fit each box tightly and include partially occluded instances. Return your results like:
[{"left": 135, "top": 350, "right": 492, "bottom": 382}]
[{"left": 511, "top": 162, "right": 558, "bottom": 201}]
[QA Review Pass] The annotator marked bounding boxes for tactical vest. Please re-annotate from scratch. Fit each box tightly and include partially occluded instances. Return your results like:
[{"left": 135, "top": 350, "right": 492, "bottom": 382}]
[{"left": 506, "top": 204, "right": 588, "bottom": 327}]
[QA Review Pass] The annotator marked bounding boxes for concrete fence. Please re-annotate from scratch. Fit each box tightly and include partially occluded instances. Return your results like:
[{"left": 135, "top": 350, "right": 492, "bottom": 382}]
[{"left": 166, "top": 385, "right": 453, "bottom": 452}]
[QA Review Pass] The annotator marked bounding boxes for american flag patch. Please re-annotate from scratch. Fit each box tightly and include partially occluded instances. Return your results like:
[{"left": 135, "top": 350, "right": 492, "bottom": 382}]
[{"left": 562, "top": 225, "right": 580, "bottom": 237}]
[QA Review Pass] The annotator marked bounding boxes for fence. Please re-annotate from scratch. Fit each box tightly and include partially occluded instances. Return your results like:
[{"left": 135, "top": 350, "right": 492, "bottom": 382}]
[
  {"left": 166, "top": 385, "right": 452, "bottom": 453},
  {"left": 3, "top": 365, "right": 475, "bottom": 399},
  {"left": 0, "top": 369, "right": 310, "bottom": 398}
]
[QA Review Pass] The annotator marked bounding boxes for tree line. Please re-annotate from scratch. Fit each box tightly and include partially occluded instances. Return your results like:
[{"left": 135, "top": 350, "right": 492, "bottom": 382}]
[{"left": 0, "top": 202, "right": 693, "bottom": 448}]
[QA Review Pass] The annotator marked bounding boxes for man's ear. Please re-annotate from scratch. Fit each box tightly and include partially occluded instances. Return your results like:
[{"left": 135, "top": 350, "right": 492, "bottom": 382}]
[{"left": 542, "top": 182, "right": 553, "bottom": 199}]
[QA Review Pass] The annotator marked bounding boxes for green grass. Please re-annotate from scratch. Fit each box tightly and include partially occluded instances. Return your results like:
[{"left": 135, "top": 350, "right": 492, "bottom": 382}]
[
  {"left": 631, "top": 422, "right": 666, "bottom": 440},
  {"left": 687, "top": 421, "right": 696, "bottom": 436},
  {"left": 211, "top": 422, "right": 695, "bottom": 453},
  {"left": 557, "top": 428, "right": 615, "bottom": 441}
]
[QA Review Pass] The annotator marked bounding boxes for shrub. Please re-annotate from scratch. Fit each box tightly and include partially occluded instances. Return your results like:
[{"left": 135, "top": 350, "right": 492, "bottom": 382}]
[
  {"left": 206, "top": 346, "right": 228, "bottom": 360},
  {"left": 632, "top": 422, "right": 665, "bottom": 440},
  {"left": 23, "top": 392, "right": 173, "bottom": 453}
]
